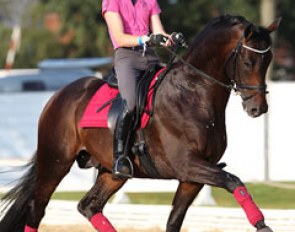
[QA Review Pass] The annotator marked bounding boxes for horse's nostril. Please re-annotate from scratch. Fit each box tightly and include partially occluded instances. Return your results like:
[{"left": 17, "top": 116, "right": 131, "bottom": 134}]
[
  {"left": 251, "top": 108, "right": 258, "bottom": 114},
  {"left": 250, "top": 108, "right": 260, "bottom": 117}
]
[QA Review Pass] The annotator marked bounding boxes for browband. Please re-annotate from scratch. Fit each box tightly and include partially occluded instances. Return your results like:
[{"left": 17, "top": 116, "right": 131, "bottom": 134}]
[{"left": 242, "top": 44, "right": 271, "bottom": 54}]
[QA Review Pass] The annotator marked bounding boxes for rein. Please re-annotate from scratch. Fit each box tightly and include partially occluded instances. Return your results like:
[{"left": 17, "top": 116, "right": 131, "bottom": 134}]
[
  {"left": 164, "top": 37, "right": 271, "bottom": 98},
  {"left": 164, "top": 46, "right": 234, "bottom": 90}
]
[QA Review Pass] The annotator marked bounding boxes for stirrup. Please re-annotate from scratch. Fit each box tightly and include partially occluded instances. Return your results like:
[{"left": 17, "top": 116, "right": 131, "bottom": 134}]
[{"left": 113, "top": 156, "right": 134, "bottom": 179}]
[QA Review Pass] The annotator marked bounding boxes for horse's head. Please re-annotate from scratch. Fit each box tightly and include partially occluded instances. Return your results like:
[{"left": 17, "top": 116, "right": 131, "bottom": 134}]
[
  {"left": 226, "top": 18, "right": 280, "bottom": 117},
  {"left": 183, "top": 15, "right": 280, "bottom": 118}
]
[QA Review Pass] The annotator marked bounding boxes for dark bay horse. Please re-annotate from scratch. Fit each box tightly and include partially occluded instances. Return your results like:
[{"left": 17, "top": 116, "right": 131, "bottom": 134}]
[{"left": 0, "top": 15, "right": 280, "bottom": 232}]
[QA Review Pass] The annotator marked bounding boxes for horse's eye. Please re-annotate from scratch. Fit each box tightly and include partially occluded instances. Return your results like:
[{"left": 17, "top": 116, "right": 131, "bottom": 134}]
[{"left": 244, "top": 60, "right": 253, "bottom": 68}]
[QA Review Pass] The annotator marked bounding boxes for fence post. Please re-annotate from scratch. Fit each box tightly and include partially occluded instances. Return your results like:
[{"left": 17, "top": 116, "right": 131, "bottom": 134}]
[{"left": 193, "top": 186, "right": 216, "bottom": 206}]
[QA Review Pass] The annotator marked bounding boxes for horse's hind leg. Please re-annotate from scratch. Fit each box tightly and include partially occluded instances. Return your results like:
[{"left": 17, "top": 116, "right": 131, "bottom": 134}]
[
  {"left": 167, "top": 182, "right": 204, "bottom": 232},
  {"left": 78, "top": 172, "right": 126, "bottom": 231},
  {"left": 184, "top": 159, "right": 272, "bottom": 232},
  {"left": 25, "top": 150, "right": 74, "bottom": 230}
]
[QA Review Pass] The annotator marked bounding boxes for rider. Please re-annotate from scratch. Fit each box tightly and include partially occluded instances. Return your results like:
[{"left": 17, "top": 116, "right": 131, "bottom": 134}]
[{"left": 102, "top": 0, "right": 184, "bottom": 179}]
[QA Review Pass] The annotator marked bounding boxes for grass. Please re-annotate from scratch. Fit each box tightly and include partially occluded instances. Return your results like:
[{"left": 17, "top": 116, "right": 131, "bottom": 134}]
[
  {"left": 50, "top": 182, "right": 295, "bottom": 209},
  {"left": 212, "top": 182, "right": 295, "bottom": 209}
]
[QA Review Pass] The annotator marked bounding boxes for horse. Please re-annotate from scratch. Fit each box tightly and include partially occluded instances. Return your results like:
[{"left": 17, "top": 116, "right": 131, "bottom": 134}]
[{"left": 0, "top": 14, "right": 280, "bottom": 232}]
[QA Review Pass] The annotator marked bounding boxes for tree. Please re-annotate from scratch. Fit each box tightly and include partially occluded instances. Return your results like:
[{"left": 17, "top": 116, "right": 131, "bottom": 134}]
[
  {"left": 0, "top": 0, "right": 38, "bottom": 68},
  {"left": 4, "top": 0, "right": 112, "bottom": 68},
  {"left": 2, "top": 0, "right": 295, "bottom": 71},
  {"left": 0, "top": 25, "right": 11, "bottom": 67},
  {"left": 277, "top": 1, "right": 295, "bottom": 48},
  {"left": 41, "top": 0, "right": 111, "bottom": 58},
  {"left": 158, "top": 0, "right": 259, "bottom": 42}
]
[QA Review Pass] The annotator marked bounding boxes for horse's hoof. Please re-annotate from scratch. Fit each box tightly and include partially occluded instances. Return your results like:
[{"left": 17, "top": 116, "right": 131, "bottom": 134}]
[{"left": 257, "top": 226, "right": 273, "bottom": 232}]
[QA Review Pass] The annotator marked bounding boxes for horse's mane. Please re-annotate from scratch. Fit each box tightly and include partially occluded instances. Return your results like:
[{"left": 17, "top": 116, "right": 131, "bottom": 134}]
[{"left": 189, "top": 14, "right": 271, "bottom": 48}]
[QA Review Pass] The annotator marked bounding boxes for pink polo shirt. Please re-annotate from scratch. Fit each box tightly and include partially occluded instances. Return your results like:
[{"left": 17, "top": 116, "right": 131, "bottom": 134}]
[{"left": 102, "top": 0, "right": 161, "bottom": 49}]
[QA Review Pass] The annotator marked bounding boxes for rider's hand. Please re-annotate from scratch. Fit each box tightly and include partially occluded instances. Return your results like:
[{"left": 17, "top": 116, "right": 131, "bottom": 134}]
[
  {"left": 146, "top": 34, "right": 168, "bottom": 47},
  {"left": 142, "top": 35, "right": 151, "bottom": 45},
  {"left": 171, "top": 32, "right": 187, "bottom": 48}
]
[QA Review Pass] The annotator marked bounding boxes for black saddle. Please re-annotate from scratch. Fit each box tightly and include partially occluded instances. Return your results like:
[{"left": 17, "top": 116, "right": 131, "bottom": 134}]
[
  {"left": 103, "top": 64, "right": 164, "bottom": 132},
  {"left": 77, "top": 65, "right": 167, "bottom": 177}
]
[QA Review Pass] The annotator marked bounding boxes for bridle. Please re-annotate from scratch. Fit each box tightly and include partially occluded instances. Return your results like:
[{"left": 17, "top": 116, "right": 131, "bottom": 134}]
[{"left": 226, "top": 36, "right": 271, "bottom": 100}]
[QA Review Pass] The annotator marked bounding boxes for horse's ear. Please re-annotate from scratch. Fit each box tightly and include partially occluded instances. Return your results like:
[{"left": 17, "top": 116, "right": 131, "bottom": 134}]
[
  {"left": 244, "top": 23, "right": 254, "bottom": 40},
  {"left": 266, "top": 17, "right": 281, "bottom": 33}
]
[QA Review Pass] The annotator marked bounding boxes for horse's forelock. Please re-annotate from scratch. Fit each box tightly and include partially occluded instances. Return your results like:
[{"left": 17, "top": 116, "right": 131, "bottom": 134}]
[{"left": 249, "top": 25, "right": 272, "bottom": 45}]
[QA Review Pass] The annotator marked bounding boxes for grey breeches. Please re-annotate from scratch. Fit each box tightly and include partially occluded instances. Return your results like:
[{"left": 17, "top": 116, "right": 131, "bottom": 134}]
[{"left": 114, "top": 47, "right": 160, "bottom": 111}]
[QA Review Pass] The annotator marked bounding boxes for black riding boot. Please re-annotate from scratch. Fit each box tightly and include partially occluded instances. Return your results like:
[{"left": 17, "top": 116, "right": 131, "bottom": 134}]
[{"left": 113, "top": 105, "right": 134, "bottom": 179}]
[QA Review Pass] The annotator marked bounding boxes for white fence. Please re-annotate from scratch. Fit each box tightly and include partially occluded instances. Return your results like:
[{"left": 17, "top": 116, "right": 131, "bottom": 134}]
[
  {"left": 38, "top": 200, "right": 295, "bottom": 231},
  {"left": 0, "top": 81, "right": 295, "bottom": 193}
]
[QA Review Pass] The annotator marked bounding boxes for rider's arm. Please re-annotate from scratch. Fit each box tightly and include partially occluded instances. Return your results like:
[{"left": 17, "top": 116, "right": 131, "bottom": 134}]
[
  {"left": 103, "top": 12, "right": 147, "bottom": 47},
  {"left": 150, "top": 14, "right": 171, "bottom": 46},
  {"left": 150, "top": 14, "right": 169, "bottom": 37}
]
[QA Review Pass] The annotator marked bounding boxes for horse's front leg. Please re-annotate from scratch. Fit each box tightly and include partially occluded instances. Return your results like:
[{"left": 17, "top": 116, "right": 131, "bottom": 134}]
[
  {"left": 182, "top": 159, "right": 272, "bottom": 232},
  {"left": 77, "top": 172, "right": 126, "bottom": 232},
  {"left": 166, "top": 182, "right": 204, "bottom": 232},
  {"left": 222, "top": 172, "right": 272, "bottom": 232}
]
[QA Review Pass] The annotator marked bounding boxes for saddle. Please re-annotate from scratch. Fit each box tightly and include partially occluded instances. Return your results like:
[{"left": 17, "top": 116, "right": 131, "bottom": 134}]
[
  {"left": 105, "top": 64, "right": 164, "bottom": 131},
  {"left": 78, "top": 64, "right": 168, "bottom": 177},
  {"left": 108, "top": 65, "right": 166, "bottom": 178}
]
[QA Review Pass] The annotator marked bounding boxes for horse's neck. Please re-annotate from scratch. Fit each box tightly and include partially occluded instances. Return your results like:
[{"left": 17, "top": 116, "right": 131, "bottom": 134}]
[
  {"left": 188, "top": 44, "right": 232, "bottom": 100},
  {"left": 157, "top": 61, "right": 230, "bottom": 132}
]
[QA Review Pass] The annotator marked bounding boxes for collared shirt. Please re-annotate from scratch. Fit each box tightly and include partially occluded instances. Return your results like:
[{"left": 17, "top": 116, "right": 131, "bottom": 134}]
[{"left": 102, "top": 0, "right": 161, "bottom": 49}]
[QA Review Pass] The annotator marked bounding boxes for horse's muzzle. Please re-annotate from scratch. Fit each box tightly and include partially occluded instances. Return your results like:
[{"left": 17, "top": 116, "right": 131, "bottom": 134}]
[{"left": 243, "top": 101, "right": 268, "bottom": 118}]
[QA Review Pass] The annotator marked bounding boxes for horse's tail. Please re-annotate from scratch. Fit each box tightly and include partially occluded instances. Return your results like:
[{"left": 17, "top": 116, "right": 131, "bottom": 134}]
[{"left": 0, "top": 155, "right": 36, "bottom": 232}]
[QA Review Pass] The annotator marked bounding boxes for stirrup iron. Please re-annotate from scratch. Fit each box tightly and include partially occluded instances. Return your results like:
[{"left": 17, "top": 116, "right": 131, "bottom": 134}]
[{"left": 113, "top": 156, "right": 134, "bottom": 179}]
